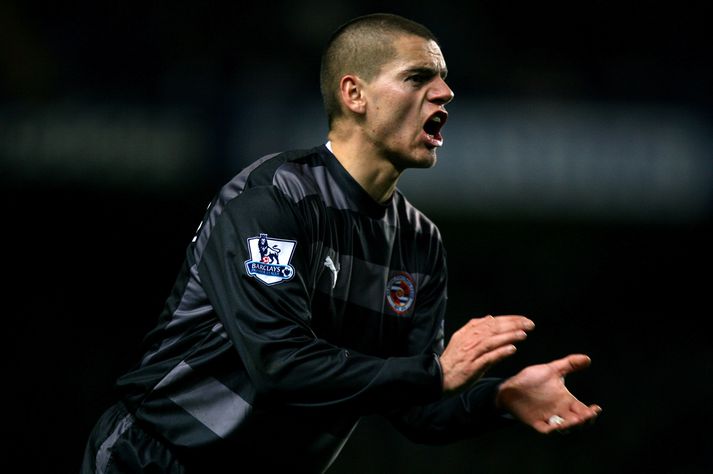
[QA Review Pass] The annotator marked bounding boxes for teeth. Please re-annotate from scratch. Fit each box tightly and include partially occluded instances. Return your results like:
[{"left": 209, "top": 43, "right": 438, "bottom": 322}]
[{"left": 431, "top": 116, "right": 442, "bottom": 123}]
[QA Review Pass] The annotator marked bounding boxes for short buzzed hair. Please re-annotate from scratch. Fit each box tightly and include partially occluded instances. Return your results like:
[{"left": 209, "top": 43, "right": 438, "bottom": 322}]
[{"left": 319, "top": 13, "right": 439, "bottom": 128}]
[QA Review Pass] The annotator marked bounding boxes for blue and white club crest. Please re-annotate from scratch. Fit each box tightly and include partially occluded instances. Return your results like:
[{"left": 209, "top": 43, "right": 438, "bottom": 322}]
[
  {"left": 386, "top": 272, "right": 416, "bottom": 315},
  {"left": 244, "top": 233, "right": 297, "bottom": 286}
]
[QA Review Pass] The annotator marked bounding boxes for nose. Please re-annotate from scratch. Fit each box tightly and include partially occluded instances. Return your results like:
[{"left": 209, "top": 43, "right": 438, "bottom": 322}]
[{"left": 430, "top": 76, "right": 454, "bottom": 105}]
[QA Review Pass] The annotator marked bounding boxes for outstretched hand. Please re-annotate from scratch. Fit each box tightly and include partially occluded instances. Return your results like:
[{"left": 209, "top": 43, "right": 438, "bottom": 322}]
[{"left": 495, "top": 354, "right": 602, "bottom": 434}]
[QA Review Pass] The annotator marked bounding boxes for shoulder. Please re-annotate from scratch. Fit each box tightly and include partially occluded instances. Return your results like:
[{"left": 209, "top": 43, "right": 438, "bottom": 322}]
[{"left": 216, "top": 146, "right": 328, "bottom": 207}]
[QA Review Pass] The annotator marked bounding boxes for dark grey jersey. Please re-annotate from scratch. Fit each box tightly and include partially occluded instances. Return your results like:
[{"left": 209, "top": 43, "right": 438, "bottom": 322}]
[{"left": 115, "top": 144, "right": 506, "bottom": 471}]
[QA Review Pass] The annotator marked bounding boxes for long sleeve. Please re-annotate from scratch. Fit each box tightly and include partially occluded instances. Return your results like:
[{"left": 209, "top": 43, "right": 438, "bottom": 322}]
[
  {"left": 385, "top": 238, "right": 515, "bottom": 443},
  {"left": 113, "top": 147, "right": 492, "bottom": 467},
  {"left": 198, "top": 185, "right": 443, "bottom": 411}
]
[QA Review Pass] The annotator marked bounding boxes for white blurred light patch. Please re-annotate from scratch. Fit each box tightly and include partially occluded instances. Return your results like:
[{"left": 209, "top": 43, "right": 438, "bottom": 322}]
[
  {"left": 1, "top": 103, "right": 206, "bottom": 186},
  {"left": 2, "top": 99, "right": 711, "bottom": 221},
  {"left": 398, "top": 100, "right": 713, "bottom": 221}
]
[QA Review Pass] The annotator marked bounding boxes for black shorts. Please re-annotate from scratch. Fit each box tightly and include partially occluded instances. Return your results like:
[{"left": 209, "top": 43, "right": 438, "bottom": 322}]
[{"left": 80, "top": 403, "right": 186, "bottom": 474}]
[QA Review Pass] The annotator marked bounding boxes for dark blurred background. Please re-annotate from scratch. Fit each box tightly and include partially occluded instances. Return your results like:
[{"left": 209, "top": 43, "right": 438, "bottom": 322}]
[{"left": 2, "top": 1, "right": 712, "bottom": 473}]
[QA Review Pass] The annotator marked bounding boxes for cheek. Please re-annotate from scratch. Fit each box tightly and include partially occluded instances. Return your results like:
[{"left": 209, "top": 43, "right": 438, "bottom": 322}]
[{"left": 375, "top": 95, "right": 418, "bottom": 134}]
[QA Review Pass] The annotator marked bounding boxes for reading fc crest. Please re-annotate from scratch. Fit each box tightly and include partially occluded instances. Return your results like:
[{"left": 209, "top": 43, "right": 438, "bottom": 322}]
[
  {"left": 385, "top": 272, "right": 416, "bottom": 314},
  {"left": 244, "top": 233, "right": 297, "bottom": 286}
]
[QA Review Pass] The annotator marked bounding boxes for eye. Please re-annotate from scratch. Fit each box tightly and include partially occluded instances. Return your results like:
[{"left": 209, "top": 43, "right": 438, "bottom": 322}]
[{"left": 406, "top": 74, "right": 428, "bottom": 84}]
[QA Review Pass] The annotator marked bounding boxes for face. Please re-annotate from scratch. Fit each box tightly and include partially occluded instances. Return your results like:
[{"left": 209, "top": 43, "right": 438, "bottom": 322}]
[{"left": 361, "top": 35, "right": 454, "bottom": 170}]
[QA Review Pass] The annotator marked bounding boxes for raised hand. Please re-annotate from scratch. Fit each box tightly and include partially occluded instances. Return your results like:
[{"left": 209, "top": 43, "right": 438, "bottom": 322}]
[
  {"left": 439, "top": 315, "right": 535, "bottom": 394},
  {"left": 495, "top": 354, "right": 602, "bottom": 433}
]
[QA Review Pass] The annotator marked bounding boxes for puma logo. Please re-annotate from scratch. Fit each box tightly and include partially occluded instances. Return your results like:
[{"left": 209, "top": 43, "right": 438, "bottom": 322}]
[{"left": 324, "top": 256, "right": 340, "bottom": 289}]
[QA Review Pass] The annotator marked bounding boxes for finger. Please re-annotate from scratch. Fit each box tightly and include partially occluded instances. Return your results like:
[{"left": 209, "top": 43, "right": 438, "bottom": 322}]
[
  {"left": 569, "top": 401, "right": 602, "bottom": 422},
  {"left": 533, "top": 419, "right": 558, "bottom": 434},
  {"left": 469, "top": 315, "right": 535, "bottom": 333},
  {"left": 579, "top": 404, "right": 603, "bottom": 424},
  {"left": 468, "top": 330, "right": 528, "bottom": 357},
  {"left": 543, "top": 414, "right": 578, "bottom": 434},
  {"left": 554, "top": 403, "right": 602, "bottom": 433},
  {"left": 538, "top": 403, "right": 602, "bottom": 435},
  {"left": 589, "top": 405, "right": 603, "bottom": 423},
  {"left": 549, "top": 354, "right": 592, "bottom": 377},
  {"left": 474, "top": 344, "right": 518, "bottom": 371}
]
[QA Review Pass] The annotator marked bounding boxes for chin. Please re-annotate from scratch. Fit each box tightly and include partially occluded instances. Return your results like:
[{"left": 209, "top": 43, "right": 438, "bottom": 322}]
[
  {"left": 412, "top": 157, "right": 437, "bottom": 169},
  {"left": 388, "top": 147, "right": 438, "bottom": 171},
  {"left": 413, "top": 149, "right": 439, "bottom": 168}
]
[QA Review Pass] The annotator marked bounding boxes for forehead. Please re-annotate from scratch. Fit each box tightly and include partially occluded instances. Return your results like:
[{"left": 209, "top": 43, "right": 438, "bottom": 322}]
[{"left": 383, "top": 35, "right": 447, "bottom": 73}]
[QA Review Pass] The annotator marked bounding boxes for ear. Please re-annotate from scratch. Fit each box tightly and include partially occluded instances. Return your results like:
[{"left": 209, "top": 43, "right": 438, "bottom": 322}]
[{"left": 338, "top": 74, "right": 367, "bottom": 115}]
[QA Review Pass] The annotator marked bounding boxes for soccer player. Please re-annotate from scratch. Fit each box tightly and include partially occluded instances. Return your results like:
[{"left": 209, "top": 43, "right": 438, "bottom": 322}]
[{"left": 81, "top": 13, "right": 601, "bottom": 473}]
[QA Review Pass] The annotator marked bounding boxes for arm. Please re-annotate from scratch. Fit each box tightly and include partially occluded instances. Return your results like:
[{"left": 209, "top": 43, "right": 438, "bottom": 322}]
[
  {"left": 388, "top": 319, "right": 601, "bottom": 441},
  {"left": 382, "top": 235, "right": 599, "bottom": 440},
  {"left": 386, "top": 377, "right": 509, "bottom": 445},
  {"left": 197, "top": 186, "right": 442, "bottom": 411},
  {"left": 384, "top": 239, "right": 533, "bottom": 443},
  {"left": 385, "top": 315, "right": 533, "bottom": 444}
]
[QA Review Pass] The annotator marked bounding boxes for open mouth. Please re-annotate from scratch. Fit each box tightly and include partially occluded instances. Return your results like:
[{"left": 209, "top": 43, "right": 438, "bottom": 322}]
[{"left": 423, "top": 111, "right": 448, "bottom": 144}]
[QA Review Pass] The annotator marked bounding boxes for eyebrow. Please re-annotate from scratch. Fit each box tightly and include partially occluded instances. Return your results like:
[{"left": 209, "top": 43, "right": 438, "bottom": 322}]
[{"left": 403, "top": 66, "right": 448, "bottom": 79}]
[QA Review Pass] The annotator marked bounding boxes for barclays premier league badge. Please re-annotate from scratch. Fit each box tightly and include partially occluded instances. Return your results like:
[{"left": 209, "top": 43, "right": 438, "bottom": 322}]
[{"left": 244, "top": 233, "right": 297, "bottom": 286}]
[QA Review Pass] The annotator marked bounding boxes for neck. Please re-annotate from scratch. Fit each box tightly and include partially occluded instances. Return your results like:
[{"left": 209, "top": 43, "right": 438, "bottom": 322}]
[{"left": 327, "top": 131, "right": 402, "bottom": 204}]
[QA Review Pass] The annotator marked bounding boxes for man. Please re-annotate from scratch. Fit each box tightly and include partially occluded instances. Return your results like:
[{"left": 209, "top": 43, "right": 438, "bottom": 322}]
[{"left": 81, "top": 13, "right": 601, "bottom": 473}]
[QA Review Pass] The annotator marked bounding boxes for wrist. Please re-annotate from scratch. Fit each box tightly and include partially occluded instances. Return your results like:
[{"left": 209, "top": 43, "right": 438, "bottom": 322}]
[{"left": 494, "top": 380, "right": 515, "bottom": 419}]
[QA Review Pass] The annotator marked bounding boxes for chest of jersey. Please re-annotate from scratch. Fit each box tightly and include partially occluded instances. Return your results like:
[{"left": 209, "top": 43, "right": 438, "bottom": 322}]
[{"left": 309, "top": 207, "right": 421, "bottom": 357}]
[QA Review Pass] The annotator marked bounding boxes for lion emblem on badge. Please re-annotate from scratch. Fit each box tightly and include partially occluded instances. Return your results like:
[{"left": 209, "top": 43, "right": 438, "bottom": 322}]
[{"left": 258, "top": 234, "right": 282, "bottom": 264}]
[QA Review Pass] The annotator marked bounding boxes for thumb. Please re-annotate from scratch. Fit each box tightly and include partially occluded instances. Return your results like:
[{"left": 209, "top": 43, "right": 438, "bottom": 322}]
[{"left": 550, "top": 354, "right": 592, "bottom": 377}]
